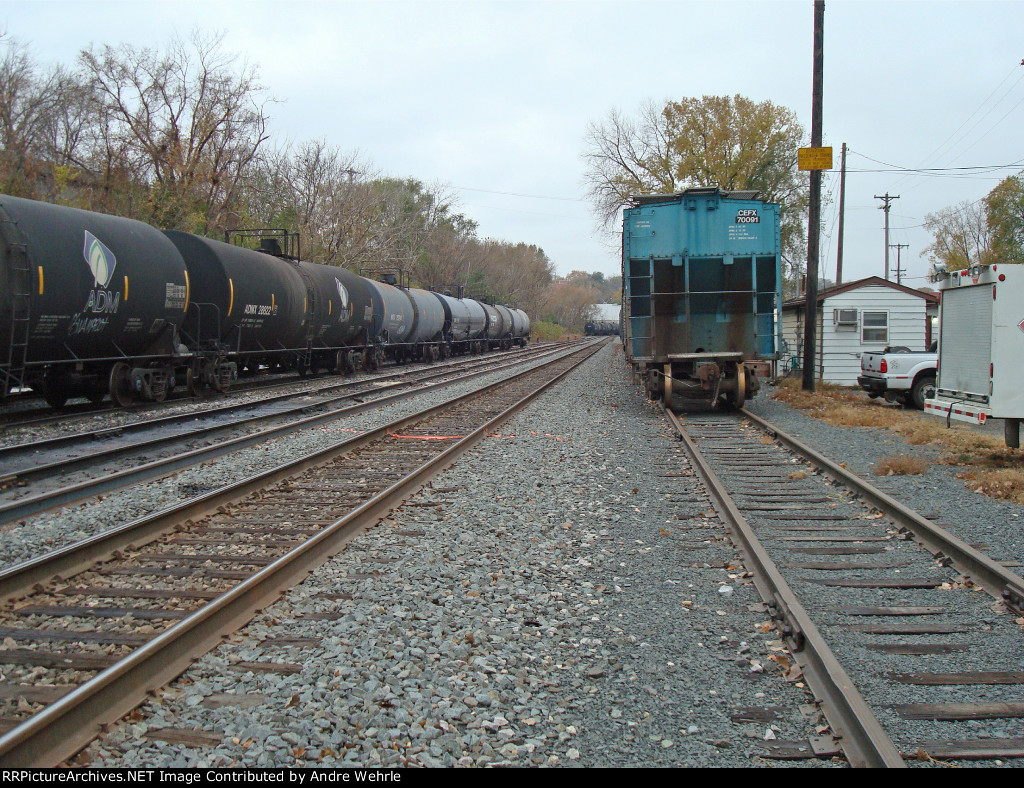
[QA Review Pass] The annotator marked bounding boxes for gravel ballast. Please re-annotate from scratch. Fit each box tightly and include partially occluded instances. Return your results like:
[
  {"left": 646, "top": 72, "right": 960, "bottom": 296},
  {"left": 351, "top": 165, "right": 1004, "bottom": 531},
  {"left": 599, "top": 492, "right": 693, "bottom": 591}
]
[
  {"left": 0, "top": 346, "right": 583, "bottom": 572},
  {"left": 74, "top": 341, "right": 834, "bottom": 768},
  {"left": 54, "top": 345, "right": 1024, "bottom": 768}
]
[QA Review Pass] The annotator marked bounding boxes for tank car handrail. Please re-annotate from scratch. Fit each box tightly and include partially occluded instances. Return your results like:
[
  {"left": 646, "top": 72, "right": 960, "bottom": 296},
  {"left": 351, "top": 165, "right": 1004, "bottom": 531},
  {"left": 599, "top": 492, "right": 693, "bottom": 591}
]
[{"left": 183, "top": 301, "right": 224, "bottom": 352}]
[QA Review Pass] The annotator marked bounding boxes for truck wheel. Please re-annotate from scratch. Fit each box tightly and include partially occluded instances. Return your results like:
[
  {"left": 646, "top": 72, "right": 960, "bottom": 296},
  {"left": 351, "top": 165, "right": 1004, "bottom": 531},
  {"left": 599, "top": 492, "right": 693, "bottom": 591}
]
[{"left": 911, "top": 376, "right": 936, "bottom": 410}]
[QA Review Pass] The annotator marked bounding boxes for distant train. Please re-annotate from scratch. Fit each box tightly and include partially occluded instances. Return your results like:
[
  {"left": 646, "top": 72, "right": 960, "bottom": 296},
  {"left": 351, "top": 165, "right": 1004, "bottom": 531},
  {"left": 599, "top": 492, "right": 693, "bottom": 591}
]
[
  {"left": 621, "top": 187, "right": 781, "bottom": 408},
  {"left": 584, "top": 320, "right": 620, "bottom": 336},
  {"left": 0, "top": 195, "right": 529, "bottom": 408},
  {"left": 585, "top": 303, "right": 621, "bottom": 337}
]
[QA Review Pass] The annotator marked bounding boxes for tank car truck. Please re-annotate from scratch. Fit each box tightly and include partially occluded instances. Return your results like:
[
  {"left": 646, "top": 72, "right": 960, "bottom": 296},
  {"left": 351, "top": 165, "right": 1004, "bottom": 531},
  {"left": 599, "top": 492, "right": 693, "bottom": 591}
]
[{"left": 621, "top": 187, "right": 782, "bottom": 408}]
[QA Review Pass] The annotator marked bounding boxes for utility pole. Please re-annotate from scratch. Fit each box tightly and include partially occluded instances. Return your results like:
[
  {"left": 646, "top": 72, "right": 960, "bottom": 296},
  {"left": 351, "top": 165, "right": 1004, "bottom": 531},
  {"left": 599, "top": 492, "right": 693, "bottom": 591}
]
[
  {"left": 802, "top": 0, "right": 825, "bottom": 393},
  {"left": 890, "top": 243, "right": 909, "bottom": 285},
  {"left": 836, "top": 142, "right": 847, "bottom": 284},
  {"left": 874, "top": 193, "right": 899, "bottom": 279}
]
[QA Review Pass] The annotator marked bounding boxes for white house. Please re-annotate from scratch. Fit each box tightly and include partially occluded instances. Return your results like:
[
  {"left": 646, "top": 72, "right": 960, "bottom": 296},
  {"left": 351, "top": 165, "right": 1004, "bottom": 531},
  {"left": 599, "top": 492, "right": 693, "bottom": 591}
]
[{"left": 780, "top": 276, "right": 938, "bottom": 385}]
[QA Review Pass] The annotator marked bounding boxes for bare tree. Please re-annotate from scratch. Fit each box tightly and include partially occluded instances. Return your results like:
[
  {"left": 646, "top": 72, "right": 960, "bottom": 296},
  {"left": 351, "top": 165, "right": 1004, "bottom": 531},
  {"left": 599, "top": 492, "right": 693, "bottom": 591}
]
[
  {"left": 0, "top": 34, "right": 72, "bottom": 197},
  {"left": 78, "top": 30, "right": 272, "bottom": 232},
  {"left": 582, "top": 94, "right": 809, "bottom": 265},
  {"left": 581, "top": 100, "right": 676, "bottom": 228}
]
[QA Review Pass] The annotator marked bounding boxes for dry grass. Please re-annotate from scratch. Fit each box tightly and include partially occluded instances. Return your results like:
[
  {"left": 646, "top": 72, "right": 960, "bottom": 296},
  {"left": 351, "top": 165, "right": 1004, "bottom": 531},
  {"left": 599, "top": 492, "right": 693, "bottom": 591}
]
[
  {"left": 873, "top": 455, "right": 928, "bottom": 476},
  {"left": 771, "top": 377, "right": 1024, "bottom": 503},
  {"left": 958, "top": 468, "right": 1024, "bottom": 504}
]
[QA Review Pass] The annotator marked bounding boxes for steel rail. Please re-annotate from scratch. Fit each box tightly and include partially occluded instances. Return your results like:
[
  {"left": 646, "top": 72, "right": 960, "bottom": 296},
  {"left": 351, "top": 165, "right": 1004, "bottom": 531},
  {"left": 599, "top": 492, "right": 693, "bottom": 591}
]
[
  {"left": 740, "top": 408, "right": 1024, "bottom": 613},
  {"left": 663, "top": 407, "right": 907, "bottom": 768},
  {"left": 0, "top": 342, "right": 603, "bottom": 767},
  {"left": 0, "top": 344, "right": 579, "bottom": 525},
  {"left": 0, "top": 342, "right": 567, "bottom": 434},
  {"left": 0, "top": 342, "right": 563, "bottom": 459},
  {"left": 0, "top": 343, "right": 564, "bottom": 485},
  {"left": 0, "top": 342, "right": 603, "bottom": 605}
]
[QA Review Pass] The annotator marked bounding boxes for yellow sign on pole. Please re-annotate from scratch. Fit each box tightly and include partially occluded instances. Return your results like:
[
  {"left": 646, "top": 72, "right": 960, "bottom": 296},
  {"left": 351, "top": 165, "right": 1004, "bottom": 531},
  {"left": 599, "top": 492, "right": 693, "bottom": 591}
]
[{"left": 798, "top": 147, "right": 833, "bottom": 171}]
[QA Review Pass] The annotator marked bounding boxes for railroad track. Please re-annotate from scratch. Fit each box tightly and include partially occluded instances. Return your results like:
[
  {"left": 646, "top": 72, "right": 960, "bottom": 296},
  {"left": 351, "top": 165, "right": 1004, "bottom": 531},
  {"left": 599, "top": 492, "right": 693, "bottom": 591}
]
[
  {"left": 0, "top": 342, "right": 579, "bottom": 526},
  {"left": 0, "top": 344, "right": 563, "bottom": 436},
  {"left": 0, "top": 339, "right": 607, "bottom": 766},
  {"left": 665, "top": 405, "right": 1024, "bottom": 767}
]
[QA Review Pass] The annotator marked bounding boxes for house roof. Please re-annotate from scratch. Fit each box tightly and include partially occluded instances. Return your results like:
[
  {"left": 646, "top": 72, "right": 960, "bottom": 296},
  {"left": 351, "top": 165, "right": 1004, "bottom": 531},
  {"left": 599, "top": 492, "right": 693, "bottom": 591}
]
[{"left": 783, "top": 276, "right": 939, "bottom": 310}]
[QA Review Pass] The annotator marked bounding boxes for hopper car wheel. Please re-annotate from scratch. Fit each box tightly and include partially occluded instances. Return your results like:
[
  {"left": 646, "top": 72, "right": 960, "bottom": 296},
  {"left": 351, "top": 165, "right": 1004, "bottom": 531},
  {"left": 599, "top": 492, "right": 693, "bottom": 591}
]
[
  {"left": 725, "top": 362, "right": 746, "bottom": 409},
  {"left": 109, "top": 362, "right": 137, "bottom": 408},
  {"left": 663, "top": 364, "right": 673, "bottom": 405}
]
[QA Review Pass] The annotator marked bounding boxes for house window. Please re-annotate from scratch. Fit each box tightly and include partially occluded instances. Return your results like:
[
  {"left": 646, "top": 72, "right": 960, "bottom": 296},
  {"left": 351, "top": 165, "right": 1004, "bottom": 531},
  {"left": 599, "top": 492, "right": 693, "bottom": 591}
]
[{"left": 862, "top": 311, "right": 888, "bottom": 343}]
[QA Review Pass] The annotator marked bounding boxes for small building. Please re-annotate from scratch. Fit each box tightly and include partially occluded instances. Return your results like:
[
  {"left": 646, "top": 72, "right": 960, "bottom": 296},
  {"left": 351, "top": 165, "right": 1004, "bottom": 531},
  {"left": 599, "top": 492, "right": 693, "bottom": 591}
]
[{"left": 780, "top": 276, "right": 938, "bottom": 385}]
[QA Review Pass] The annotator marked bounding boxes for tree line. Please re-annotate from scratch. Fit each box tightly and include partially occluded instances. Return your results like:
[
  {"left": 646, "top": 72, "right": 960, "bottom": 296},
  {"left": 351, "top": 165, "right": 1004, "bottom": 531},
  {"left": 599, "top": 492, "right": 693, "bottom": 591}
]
[
  {"left": 2, "top": 32, "right": 828, "bottom": 331},
  {"left": 0, "top": 31, "right": 557, "bottom": 322}
]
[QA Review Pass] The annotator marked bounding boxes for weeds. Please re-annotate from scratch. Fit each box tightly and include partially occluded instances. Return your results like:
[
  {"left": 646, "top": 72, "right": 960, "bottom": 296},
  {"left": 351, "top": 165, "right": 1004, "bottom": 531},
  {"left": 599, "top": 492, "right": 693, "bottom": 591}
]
[
  {"left": 873, "top": 455, "right": 928, "bottom": 476},
  {"left": 771, "top": 378, "right": 1024, "bottom": 503}
]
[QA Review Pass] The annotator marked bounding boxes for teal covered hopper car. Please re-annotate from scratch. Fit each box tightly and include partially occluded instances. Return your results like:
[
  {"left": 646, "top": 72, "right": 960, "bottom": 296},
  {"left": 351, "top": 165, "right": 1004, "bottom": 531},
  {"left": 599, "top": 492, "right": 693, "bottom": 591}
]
[{"left": 621, "top": 187, "right": 782, "bottom": 408}]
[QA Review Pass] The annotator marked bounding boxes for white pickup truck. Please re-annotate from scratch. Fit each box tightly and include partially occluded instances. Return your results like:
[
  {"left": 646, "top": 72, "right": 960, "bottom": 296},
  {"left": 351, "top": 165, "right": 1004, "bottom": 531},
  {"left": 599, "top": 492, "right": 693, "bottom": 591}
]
[{"left": 857, "top": 344, "right": 938, "bottom": 409}]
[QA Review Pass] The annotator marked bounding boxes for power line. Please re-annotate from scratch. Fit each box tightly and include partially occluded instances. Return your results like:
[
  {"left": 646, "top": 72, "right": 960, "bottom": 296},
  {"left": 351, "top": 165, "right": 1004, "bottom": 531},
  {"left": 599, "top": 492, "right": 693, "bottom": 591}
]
[
  {"left": 888, "top": 59, "right": 1024, "bottom": 191},
  {"left": 848, "top": 150, "right": 1024, "bottom": 175}
]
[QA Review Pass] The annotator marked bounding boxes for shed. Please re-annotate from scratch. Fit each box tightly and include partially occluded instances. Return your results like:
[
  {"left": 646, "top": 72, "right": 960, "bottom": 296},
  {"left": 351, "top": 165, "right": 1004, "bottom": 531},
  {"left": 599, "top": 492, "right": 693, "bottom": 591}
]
[{"left": 780, "top": 276, "right": 938, "bottom": 385}]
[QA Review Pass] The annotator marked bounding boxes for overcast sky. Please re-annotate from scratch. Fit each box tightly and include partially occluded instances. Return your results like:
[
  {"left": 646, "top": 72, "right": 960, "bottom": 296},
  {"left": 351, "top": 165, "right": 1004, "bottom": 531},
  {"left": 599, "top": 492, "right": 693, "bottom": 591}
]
[{"left": 5, "top": 0, "right": 1023, "bottom": 286}]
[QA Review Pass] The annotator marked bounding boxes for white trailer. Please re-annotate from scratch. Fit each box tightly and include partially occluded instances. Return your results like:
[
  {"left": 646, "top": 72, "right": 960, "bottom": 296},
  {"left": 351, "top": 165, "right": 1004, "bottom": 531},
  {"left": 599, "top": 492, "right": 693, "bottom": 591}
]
[{"left": 924, "top": 263, "right": 1024, "bottom": 447}]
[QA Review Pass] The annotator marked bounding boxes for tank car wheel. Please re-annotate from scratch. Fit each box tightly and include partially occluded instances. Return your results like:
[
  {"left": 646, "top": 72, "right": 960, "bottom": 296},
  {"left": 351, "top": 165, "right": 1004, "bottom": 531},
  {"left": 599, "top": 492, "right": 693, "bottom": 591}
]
[
  {"left": 86, "top": 384, "right": 107, "bottom": 405},
  {"left": 109, "top": 362, "right": 137, "bottom": 407},
  {"left": 186, "top": 368, "right": 203, "bottom": 397},
  {"left": 363, "top": 348, "right": 378, "bottom": 372},
  {"left": 209, "top": 360, "right": 229, "bottom": 393},
  {"left": 41, "top": 383, "right": 69, "bottom": 410}
]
